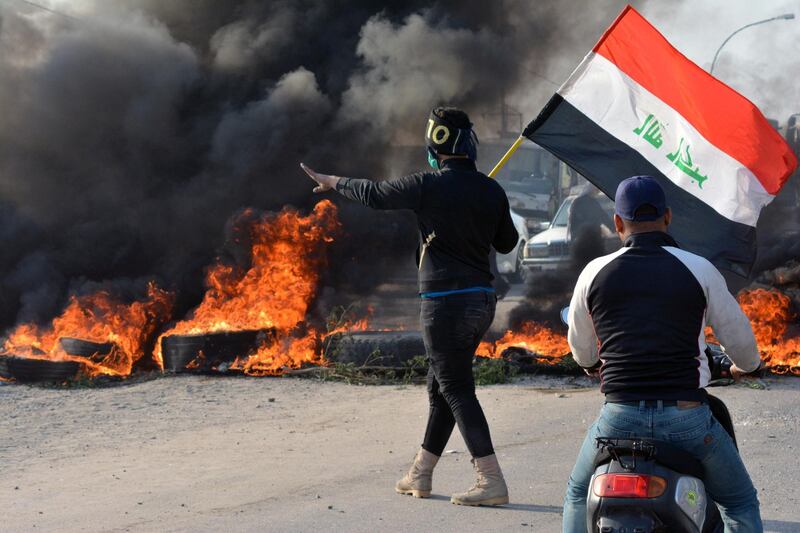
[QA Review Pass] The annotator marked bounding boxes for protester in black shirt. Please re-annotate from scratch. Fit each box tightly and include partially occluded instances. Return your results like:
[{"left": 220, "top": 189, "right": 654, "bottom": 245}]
[{"left": 301, "top": 107, "right": 518, "bottom": 506}]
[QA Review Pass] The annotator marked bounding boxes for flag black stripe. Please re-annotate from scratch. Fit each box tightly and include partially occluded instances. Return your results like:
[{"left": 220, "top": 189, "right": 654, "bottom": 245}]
[{"left": 525, "top": 95, "right": 756, "bottom": 280}]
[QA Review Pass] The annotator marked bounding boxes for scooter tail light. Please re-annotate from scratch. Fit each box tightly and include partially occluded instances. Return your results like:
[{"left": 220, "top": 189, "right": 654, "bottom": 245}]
[{"left": 592, "top": 474, "right": 667, "bottom": 498}]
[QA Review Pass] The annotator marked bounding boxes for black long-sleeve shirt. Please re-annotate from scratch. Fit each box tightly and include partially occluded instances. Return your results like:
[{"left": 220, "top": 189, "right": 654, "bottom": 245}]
[{"left": 335, "top": 158, "right": 519, "bottom": 293}]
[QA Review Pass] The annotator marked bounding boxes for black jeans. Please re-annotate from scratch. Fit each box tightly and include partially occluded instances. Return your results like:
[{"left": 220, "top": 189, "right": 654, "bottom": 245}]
[{"left": 420, "top": 291, "right": 496, "bottom": 458}]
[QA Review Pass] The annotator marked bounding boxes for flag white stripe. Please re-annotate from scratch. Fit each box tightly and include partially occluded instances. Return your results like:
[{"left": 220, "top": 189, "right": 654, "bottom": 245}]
[{"left": 557, "top": 52, "right": 772, "bottom": 227}]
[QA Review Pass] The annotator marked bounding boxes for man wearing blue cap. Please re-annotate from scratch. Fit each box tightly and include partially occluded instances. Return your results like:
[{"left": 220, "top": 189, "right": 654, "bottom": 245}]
[{"left": 562, "top": 176, "right": 763, "bottom": 532}]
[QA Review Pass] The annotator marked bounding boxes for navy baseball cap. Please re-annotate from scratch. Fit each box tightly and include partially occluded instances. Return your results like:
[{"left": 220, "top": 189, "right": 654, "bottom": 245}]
[{"left": 614, "top": 176, "right": 667, "bottom": 221}]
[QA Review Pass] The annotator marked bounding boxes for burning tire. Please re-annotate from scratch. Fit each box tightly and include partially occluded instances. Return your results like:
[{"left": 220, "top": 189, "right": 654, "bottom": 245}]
[
  {"left": 501, "top": 346, "right": 582, "bottom": 375},
  {"left": 161, "top": 329, "right": 275, "bottom": 373},
  {"left": 4, "top": 356, "right": 82, "bottom": 382},
  {"left": 59, "top": 337, "right": 115, "bottom": 359},
  {"left": 324, "top": 331, "right": 426, "bottom": 367}
]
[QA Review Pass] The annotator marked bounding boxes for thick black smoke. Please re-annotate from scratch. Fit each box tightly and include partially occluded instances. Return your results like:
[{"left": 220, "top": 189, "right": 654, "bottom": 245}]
[
  {"left": 0, "top": 0, "right": 637, "bottom": 330},
  {"left": 507, "top": 270, "right": 578, "bottom": 331}
]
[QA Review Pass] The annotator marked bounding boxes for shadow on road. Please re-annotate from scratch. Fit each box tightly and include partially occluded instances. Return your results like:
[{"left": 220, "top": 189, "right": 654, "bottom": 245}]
[
  {"left": 423, "top": 494, "right": 562, "bottom": 515},
  {"left": 503, "top": 503, "right": 563, "bottom": 514}
]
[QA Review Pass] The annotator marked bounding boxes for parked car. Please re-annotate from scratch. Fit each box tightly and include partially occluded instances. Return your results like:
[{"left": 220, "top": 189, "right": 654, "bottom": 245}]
[
  {"left": 523, "top": 192, "right": 619, "bottom": 272},
  {"left": 493, "top": 208, "right": 530, "bottom": 283}
]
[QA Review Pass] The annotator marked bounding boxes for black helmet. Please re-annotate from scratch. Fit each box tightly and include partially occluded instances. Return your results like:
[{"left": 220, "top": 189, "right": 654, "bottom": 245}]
[{"left": 425, "top": 107, "right": 478, "bottom": 160}]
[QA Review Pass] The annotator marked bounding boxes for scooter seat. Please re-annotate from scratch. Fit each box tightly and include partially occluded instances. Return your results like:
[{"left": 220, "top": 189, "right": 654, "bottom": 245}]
[{"left": 594, "top": 438, "right": 705, "bottom": 480}]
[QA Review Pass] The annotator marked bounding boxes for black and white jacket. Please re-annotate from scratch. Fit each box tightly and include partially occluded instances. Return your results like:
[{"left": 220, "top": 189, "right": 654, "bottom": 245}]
[{"left": 568, "top": 231, "right": 761, "bottom": 402}]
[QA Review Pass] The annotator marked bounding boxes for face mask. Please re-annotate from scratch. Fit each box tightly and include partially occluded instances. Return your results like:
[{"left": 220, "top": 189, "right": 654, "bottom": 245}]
[{"left": 427, "top": 147, "right": 439, "bottom": 170}]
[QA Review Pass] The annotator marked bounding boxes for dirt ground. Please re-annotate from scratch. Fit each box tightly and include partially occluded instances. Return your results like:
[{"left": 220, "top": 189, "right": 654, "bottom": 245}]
[{"left": 2, "top": 374, "right": 799, "bottom": 533}]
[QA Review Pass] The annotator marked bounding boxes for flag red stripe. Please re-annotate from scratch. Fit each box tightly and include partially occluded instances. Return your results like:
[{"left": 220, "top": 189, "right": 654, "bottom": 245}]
[{"left": 593, "top": 6, "right": 797, "bottom": 194}]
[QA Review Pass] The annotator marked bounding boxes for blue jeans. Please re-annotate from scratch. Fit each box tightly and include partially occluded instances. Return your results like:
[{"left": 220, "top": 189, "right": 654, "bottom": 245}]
[{"left": 563, "top": 402, "right": 762, "bottom": 533}]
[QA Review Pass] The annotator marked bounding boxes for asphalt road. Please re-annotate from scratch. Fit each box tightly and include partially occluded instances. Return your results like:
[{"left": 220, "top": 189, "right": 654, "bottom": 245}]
[{"left": 2, "top": 374, "right": 798, "bottom": 532}]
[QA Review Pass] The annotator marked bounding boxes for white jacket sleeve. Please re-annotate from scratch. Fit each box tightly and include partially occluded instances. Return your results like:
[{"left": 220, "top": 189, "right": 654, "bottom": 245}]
[
  {"left": 704, "top": 266, "right": 761, "bottom": 372},
  {"left": 568, "top": 266, "right": 600, "bottom": 368}
]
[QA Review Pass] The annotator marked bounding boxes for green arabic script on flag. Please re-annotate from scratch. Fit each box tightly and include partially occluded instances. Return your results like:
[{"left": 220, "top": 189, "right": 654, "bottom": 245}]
[{"left": 633, "top": 114, "right": 709, "bottom": 188}]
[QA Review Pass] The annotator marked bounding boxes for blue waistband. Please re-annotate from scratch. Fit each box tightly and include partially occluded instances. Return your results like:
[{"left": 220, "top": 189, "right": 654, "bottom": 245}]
[{"left": 420, "top": 286, "right": 495, "bottom": 299}]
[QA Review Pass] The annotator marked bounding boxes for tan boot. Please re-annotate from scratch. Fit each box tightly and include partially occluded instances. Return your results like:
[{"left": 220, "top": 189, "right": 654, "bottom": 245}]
[
  {"left": 395, "top": 448, "right": 440, "bottom": 498},
  {"left": 450, "top": 454, "right": 509, "bottom": 506}
]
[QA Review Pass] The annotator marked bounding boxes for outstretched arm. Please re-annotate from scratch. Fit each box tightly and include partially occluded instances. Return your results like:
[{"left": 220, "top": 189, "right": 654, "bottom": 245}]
[{"left": 301, "top": 163, "right": 423, "bottom": 211}]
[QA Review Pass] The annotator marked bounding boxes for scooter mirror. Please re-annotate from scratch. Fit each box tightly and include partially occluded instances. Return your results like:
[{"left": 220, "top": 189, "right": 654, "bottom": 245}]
[{"left": 560, "top": 306, "right": 570, "bottom": 326}]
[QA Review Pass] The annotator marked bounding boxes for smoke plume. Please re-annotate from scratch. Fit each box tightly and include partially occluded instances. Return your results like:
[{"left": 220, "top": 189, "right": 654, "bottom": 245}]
[
  {"left": 0, "top": 0, "right": 625, "bottom": 329},
  {"left": 0, "top": 0, "right": 796, "bottom": 334}
]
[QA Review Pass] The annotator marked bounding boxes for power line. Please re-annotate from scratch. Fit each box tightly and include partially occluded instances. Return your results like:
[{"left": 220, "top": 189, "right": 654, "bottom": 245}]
[
  {"left": 526, "top": 68, "right": 559, "bottom": 87},
  {"left": 6, "top": 0, "right": 77, "bottom": 21}
]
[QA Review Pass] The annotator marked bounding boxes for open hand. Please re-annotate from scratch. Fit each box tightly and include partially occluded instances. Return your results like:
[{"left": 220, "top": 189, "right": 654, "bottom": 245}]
[{"left": 300, "top": 163, "right": 338, "bottom": 193}]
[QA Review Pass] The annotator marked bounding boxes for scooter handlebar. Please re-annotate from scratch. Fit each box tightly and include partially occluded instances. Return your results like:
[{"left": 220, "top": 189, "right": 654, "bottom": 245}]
[{"left": 707, "top": 344, "right": 763, "bottom": 379}]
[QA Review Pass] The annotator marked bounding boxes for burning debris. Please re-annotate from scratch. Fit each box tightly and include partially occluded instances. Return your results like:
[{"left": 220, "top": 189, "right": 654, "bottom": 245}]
[
  {"left": 476, "top": 322, "right": 576, "bottom": 374},
  {"left": 3, "top": 199, "right": 800, "bottom": 383},
  {"left": 1, "top": 282, "right": 174, "bottom": 380},
  {"left": 161, "top": 329, "right": 276, "bottom": 372},
  {"left": 156, "top": 200, "right": 340, "bottom": 376},
  {"left": 478, "top": 322, "right": 569, "bottom": 360},
  {"left": 735, "top": 288, "right": 800, "bottom": 374},
  {"left": 475, "top": 269, "right": 576, "bottom": 370},
  {"left": 699, "top": 260, "right": 800, "bottom": 375},
  {"left": 59, "top": 337, "right": 116, "bottom": 359},
  {"left": 324, "top": 330, "right": 425, "bottom": 368},
  {"left": 4, "top": 356, "right": 81, "bottom": 383}
]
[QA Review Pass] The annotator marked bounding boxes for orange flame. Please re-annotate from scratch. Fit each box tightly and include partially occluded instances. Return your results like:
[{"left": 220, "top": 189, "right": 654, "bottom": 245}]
[
  {"left": 158, "top": 200, "right": 340, "bottom": 375},
  {"left": 735, "top": 288, "right": 800, "bottom": 374},
  {"left": 235, "top": 334, "right": 320, "bottom": 376},
  {"left": 324, "top": 317, "right": 370, "bottom": 338},
  {"left": 477, "top": 321, "right": 569, "bottom": 361},
  {"left": 2, "top": 282, "right": 174, "bottom": 377}
]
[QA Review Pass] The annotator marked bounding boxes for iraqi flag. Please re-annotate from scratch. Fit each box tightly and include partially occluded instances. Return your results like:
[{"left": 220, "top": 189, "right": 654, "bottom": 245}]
[{"left": 524, "top": 5, "right": 798, "bottom": 279}]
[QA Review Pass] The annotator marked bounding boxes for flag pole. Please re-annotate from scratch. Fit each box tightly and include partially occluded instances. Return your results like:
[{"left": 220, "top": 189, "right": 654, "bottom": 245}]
[{"left": 488, "top": 136, "right": 525, "bottom": 178}]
